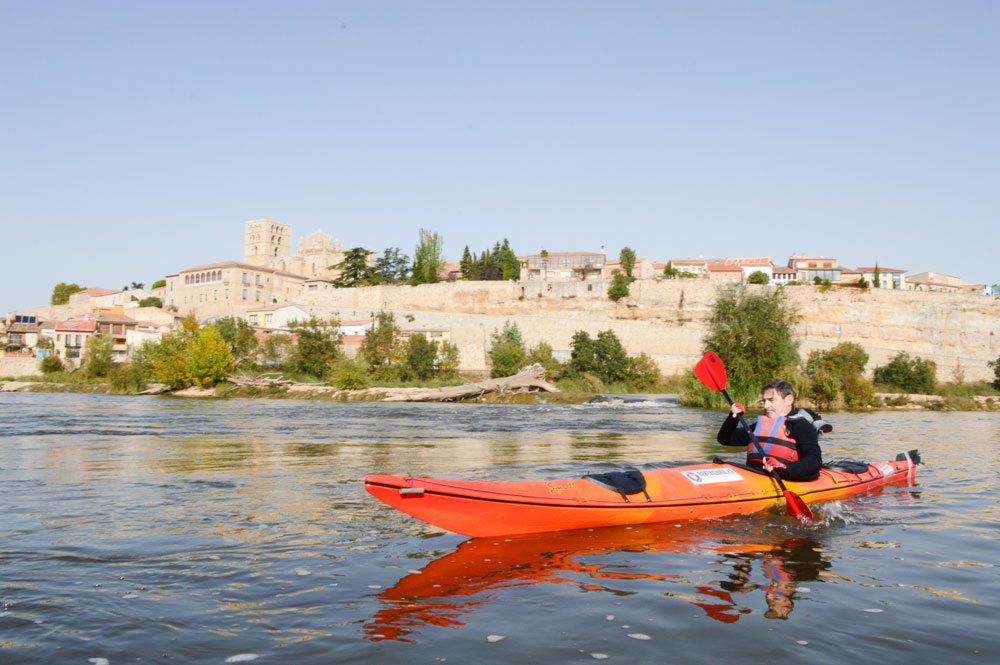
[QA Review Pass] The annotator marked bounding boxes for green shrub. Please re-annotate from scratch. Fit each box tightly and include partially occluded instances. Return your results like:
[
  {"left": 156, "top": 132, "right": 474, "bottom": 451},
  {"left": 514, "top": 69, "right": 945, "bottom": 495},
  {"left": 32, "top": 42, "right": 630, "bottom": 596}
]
[
  {"left": 361, "top": 311, "right": 402, "bottom": 378},
  {"left": 874, "top": 352, "right": 937, "bottom": 394},
  {"left": 990, "top": 355, "right": 1000, "bottom": 391},
  {"left": 627, "top": 352, "right": 662, "bottom": 390},
  {"left": 328, "top": 357, "right": 368, "bottom": 390},
  {"left": 567, "top": 330, "right": 630, "bottom": 384},
  {"left": 287, "top": 318, "right": 343, "bottom": 379},
  {"left": 526, "top": 341, "right": 562, "bottom": 379},
  {"left": 109, "top": 361, "right": 148, "bottom": 393},
  {"left": 435, "top": 340, "right": 461, "bottom": 380},
  {"left": 403, "top": 333, "right": 438, "bottom": 381},
  {"left": 805, "top": 342, "right": 873, "bottom": 409},
  {"left": 187, "top": 325, "right": 235, "bottom": 387},
  {"left": 40, "top": 355, "right": 64, "bottom": 374},
  {"left": 83, "top": 334, "right": 115, "bottom": 378},
  {"left": 806, "top": 368, "right": 840, "bottom": 410},
  {"left": 489, "top": 321, "right": 527, "bottom": 378},
  {"left": 607, "top": 272, "right": 631, "bottom": 301}
]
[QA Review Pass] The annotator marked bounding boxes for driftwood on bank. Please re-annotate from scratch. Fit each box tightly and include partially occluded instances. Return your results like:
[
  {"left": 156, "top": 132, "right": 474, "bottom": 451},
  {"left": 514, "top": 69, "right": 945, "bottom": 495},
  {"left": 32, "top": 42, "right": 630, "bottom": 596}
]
[
  {"left": 379, "top": 363, "right": 559, "bottom": 402},
  {"left": 220, "top": 364, "right": 559, "bottom": 402},
  {"left": 227, "top": 374, "right": 305, "bottom": 389}
]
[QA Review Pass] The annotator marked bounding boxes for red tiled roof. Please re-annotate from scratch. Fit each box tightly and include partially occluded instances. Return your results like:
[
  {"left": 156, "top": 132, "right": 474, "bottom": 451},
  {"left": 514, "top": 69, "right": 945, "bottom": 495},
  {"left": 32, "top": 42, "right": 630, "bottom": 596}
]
[
  {"left": 180, "top": 261, "right": 306, "bottom": 279},
  {"left": 723, "top": 257, "right": 772, "bottom": 266},
  {"left": 97, "top": 313, "right": 138, "bottom": 324},
  {"left": 76, "top": 288, "right": 122, "bottom": 297},
  {"left": 55, "top": 319, "right": 99, "bottom": 332},
  {"left": 6, "top": 323, "right": 41, "bottom": 333},
  {"left": 706, "top": 264, "right": 743, "bottom": 272}
]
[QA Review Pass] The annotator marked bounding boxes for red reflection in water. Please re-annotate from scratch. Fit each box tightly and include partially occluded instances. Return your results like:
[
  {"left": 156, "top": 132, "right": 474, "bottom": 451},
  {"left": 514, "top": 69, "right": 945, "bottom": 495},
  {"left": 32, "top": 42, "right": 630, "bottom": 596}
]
[{"left": 364, "top": 521, "right": 829, "bottom": 642}]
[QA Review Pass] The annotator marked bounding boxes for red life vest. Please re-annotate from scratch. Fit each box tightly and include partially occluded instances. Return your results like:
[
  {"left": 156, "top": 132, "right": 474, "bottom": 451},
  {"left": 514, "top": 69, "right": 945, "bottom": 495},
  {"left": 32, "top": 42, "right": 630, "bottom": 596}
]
[{"left": 748, "top": 416, "right": 799, "bottom": 467}]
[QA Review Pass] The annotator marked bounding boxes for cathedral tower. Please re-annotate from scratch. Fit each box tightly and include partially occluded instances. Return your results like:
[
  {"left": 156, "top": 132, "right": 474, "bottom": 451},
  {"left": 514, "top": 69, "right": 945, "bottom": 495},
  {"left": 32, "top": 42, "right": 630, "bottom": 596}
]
[{"left": 245, "top": 219, "right": 292, "bottom": 266}]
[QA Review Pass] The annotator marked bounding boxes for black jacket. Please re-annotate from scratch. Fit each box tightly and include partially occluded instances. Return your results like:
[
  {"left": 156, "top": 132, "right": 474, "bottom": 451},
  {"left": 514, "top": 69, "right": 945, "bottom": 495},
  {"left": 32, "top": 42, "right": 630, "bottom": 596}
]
[{"left": 717, "top": 408, "right": 823, "bottom": 481}]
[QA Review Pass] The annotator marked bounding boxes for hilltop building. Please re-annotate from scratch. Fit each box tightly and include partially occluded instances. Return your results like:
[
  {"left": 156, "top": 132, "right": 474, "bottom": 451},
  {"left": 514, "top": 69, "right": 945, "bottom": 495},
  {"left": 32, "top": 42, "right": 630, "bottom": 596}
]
[{"left": 244, "top": 218, "right": 349, "bottom": 280}]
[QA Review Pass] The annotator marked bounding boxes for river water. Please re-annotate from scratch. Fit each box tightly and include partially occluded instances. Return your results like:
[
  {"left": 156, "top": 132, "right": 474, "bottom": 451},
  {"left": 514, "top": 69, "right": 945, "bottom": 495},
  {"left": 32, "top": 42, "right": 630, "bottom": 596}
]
[{"left": 0, "top": 393, "right": 996, "bottom": 664}]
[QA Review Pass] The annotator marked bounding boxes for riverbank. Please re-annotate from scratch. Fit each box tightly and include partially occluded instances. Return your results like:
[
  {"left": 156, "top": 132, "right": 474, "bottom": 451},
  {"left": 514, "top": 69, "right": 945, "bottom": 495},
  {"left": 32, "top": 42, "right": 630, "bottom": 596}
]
[
  {"left": 0, "top": 379, "right": 598, "bottom": 405},
  {"left": 2, "top": 378, "right": 998, "bottom": 410}
]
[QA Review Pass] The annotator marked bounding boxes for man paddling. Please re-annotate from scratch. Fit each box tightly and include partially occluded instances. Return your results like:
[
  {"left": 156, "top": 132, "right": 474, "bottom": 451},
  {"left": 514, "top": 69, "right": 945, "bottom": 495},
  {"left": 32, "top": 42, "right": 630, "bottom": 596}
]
[{"left": 717, "top": 379, "right": 824, "bottom": 481}]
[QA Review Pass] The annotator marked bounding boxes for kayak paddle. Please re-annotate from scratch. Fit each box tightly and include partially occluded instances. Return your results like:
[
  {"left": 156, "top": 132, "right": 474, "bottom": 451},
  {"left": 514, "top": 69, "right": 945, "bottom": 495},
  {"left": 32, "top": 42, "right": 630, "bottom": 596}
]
[{"left": 694, "top": 352, "right": 814, "bottom": 522}]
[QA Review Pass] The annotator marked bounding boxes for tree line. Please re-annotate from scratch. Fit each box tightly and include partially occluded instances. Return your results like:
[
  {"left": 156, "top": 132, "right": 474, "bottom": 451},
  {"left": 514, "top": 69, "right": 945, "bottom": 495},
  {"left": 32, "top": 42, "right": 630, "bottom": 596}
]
[{"left": 684, "top": 286, "right": 999, "bottom": 409}]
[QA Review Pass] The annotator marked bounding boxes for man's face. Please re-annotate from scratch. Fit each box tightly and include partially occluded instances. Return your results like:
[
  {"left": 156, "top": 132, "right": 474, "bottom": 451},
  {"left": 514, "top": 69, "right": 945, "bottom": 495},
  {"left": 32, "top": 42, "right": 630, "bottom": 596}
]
[{"left": 762, "top": 388, "right": 794, "bottom": 418}]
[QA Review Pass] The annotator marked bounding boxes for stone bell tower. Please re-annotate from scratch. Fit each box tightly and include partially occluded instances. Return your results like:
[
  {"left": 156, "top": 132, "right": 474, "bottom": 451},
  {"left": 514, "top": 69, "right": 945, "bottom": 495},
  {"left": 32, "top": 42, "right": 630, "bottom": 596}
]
[{"left": 245, "top": 219, "right": 291, "bottom": 267}]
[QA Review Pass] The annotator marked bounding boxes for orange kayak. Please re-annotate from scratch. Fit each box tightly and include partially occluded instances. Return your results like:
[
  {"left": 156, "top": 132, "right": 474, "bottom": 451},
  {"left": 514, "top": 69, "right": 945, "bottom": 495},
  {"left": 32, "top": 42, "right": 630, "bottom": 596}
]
[{"left": 364, "top": 450, "right": 920, "bottom": 537}]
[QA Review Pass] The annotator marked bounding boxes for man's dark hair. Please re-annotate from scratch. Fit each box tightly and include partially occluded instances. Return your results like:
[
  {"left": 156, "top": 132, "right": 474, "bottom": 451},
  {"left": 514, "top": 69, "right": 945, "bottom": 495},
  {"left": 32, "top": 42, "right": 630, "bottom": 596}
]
[{"left": 762, "top": 379, "right": 796, "bottom": 399}]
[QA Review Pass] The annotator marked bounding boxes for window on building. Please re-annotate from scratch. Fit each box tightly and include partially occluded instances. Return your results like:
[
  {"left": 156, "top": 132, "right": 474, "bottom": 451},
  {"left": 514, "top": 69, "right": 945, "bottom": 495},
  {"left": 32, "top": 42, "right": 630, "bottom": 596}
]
[
  {"left": 255, "top": 291, "right": 261, "bottom": 301},
  {"left": 265, "top": 313, "right": 273, "bottom": 322},
  {"left": 242, "top": 289, "right": 247, "bottom": 300},
  {"left": 249, "top": 315, "right": 258, "bottom": 324}
]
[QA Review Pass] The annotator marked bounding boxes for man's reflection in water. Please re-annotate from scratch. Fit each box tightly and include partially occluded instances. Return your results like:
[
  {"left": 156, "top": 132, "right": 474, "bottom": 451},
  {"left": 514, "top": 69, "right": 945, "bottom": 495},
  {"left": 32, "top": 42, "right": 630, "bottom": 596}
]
[{"left": 709, "top": 538, "right": 829, "bottom": 621}]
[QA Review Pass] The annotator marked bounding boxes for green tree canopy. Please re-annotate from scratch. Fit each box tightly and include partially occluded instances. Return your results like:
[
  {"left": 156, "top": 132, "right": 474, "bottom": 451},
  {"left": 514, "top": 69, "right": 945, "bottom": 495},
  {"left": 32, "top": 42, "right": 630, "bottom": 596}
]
[
  {"left": 619, "top": 247, "right": 637, "bottom": 281},
  {"left": 747, "top": 270, "right": 769, "bottom": 285},
  {"left": 874, "top": 352, "right": 937, "bottom": 394},
  {"left": 403, "top": 333, "right": 438, "bottom": 381},
  {"left": 83, "top": 334, "right": 115, "bottom": 378},
  {"left": 151, "top": 279, "right": 167, "bottom": 289},
  {"left": 489, "top": 321, "right": 527, "bottom": 378},
  {"left": 331, "top": 247, "right": 377, "bottom": 287},
  {"left": 410, "top": 229, "right": 445, "bottom": 285},
  {"left": 373, "top": 248, "right": 410, "bottom": 284},
  {"left": 211, "top": 316, "right": 259, "bottom": 368},
  {"left": 701, "top": 287, "right": 801, "bottom": 400},
  {"left": 805, "top": 342, "right": 872, "bottom": 408},
  {"left": 989, "top": 355, "right": 1000, "bottom": 391},
  {"left": 608, "top": 272, "right": 631, "bottom": 301},
  {"left": 567, "top": 329, "right": 630, "bottom": 384},
  {"left": 361, "top": 311, "right": 402, "bottom": 379},
  {"left": 287, "top": 318, "right": 343, "bottom": 379},
  {"left": 436, "top": 340, "right": 461, "bottom": 380},
  {"left": 260, "top": 334, "right": 294, "bottom": 365},
  {"left": 138, "top": 297, "right": 163, "bottom": 308},
  {"left": 51, "top": 282, "right": 84, "bottom": 305},
  {"left": 460, "top": 246, "right": 474, "bottom": 279},
  {"left": 188, "top": 326, "right": 235, "bottom": 387}
]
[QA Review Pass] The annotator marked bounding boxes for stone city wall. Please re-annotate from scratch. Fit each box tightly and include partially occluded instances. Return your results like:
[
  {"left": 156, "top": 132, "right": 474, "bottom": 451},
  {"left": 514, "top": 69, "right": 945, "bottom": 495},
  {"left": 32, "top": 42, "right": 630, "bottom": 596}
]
[
  {"left": 0, "top": 357, "right": 42, "bottom": 378},
  {"left": 297, "top": 280, "right": 1000, "bottom": 381}
]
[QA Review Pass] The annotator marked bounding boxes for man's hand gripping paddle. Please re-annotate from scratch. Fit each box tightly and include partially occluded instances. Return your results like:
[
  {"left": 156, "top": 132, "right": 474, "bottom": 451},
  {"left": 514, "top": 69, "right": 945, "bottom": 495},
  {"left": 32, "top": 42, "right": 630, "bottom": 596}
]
[{"left": 694, "top": 352, "right": 814, "bottom": 522}]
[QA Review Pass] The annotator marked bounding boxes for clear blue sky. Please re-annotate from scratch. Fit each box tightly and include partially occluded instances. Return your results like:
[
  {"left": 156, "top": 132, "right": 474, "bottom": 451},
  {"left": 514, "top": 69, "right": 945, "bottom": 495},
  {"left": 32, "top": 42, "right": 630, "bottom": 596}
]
[{"left": 2, "top": 1, "right": 998, "bottom": 313}]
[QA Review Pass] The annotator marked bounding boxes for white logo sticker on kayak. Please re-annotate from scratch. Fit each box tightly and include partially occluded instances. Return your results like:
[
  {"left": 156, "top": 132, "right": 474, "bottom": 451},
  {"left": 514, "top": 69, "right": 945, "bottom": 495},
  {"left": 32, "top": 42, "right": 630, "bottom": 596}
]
[
  {"left": 682, "top": 468, "right": 743, "bottom": 485},
  {"left": 880, "top": 464, "right": 894, "bottom": 475}
]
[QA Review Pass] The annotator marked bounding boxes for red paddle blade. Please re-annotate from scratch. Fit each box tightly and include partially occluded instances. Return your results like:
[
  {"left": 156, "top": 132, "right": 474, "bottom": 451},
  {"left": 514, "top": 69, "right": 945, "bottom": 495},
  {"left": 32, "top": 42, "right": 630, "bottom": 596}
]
[
  {"left": 783, "top": 490, "right": 814, "bottom": 522},
  {"left": 693, "top": 352, "right": 727, "bottom": 392}
]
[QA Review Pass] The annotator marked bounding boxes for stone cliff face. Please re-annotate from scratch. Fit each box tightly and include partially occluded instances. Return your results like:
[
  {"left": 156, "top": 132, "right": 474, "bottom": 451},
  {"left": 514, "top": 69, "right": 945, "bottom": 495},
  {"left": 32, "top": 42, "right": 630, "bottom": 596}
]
[{"left": 297, "top": 280, "right": 999, "bottom": 380}]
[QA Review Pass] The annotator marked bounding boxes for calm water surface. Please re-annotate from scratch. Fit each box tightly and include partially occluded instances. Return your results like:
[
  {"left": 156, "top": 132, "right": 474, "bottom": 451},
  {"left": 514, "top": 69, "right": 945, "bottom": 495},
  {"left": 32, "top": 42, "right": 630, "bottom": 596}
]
[{"left": 1, "top": 393, "right": 997, "bottom": 664}]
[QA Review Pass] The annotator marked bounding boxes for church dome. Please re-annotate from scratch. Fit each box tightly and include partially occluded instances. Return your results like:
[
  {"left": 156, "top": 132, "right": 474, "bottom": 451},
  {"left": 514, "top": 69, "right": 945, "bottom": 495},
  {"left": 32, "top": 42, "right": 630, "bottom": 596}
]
[{"left": 298, "top": 230, "right": 343, "bottom": 255}]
